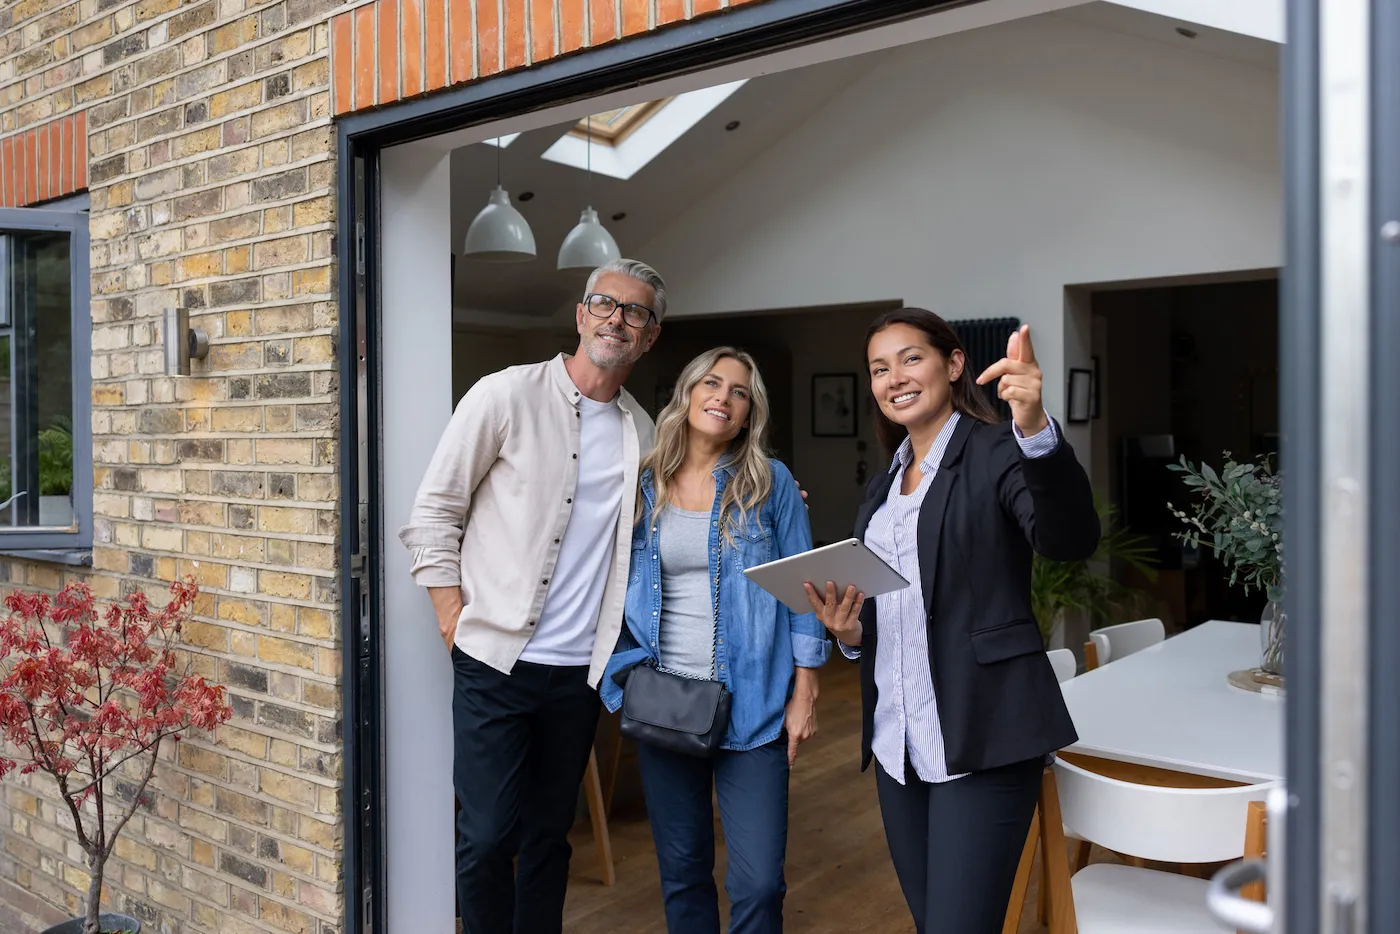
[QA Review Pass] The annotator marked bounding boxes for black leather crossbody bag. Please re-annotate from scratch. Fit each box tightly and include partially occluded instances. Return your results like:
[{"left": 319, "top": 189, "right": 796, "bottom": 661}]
[
  {"left": 614, "top": 540, "right": 731, "bottom": 758},
  {"left": 616, "top": 662, "right": 732, "bottom": 757}
]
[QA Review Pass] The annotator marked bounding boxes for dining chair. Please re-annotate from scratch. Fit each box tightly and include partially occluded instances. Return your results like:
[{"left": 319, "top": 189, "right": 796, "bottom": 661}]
[
  {"left": 1044, "top": 757, "right": 1275, "bottom": 933},
  {"left": 1083, "top": 618, "right": 1165, "bottom": 670},
  {"left": 1047, "top": 648, "right": 1078, "bottom": 684}
]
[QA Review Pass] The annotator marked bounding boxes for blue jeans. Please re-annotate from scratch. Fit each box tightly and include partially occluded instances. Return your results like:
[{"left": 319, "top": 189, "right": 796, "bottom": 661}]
[{"left": 638, "top": 740, "right": 790, "bottom": 934}]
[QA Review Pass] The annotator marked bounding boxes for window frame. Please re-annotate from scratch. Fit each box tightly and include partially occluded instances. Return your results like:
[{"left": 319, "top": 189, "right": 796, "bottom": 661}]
[{"left": 0, "top": 203, "right": 92, "bottom": 554}]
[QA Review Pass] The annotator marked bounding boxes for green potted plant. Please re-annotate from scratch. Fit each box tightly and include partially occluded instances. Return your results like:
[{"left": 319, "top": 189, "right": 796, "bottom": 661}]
[
  {"left": 1031, "top": 495, "right": 1159, "bottom": 648},
  {"left": 1168, "top": 453, "right": 1283, "bottom": 674},
  {"left": 38, "top": 416, "right": 74, "bottom": 528}
]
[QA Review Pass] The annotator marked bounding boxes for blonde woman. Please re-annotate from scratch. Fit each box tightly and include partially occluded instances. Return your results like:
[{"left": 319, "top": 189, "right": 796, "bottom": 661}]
[{"left": 602, "top": 347, "right": 829, "bottom": 934}]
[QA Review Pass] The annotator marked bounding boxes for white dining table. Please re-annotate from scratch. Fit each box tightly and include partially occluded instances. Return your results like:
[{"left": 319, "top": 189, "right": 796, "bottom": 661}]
[{"left": 1058, "top": 619, "right": 1284, "bottom": 784}]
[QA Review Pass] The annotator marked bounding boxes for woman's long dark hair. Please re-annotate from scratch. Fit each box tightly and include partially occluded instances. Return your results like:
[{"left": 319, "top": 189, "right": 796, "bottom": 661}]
[{"left": 864, "top": 307, "right": 1001, "bottom": 457}]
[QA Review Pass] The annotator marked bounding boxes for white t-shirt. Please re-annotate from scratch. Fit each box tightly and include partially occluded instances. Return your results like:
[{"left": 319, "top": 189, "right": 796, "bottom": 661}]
[{"left": 518, "top": 394, "right": 626, "bottom": 666}]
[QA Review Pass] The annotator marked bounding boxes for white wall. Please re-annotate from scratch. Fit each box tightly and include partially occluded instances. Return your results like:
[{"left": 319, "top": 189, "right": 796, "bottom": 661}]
[
  {"left": 639, "top": 13, "right": 1281, "bottom": 457},
  {"left": 380, "top": 144, "right": 455, "bottom": 934}
]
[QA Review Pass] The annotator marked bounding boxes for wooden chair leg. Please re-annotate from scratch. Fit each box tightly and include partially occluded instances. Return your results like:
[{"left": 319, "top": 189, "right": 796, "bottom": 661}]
[
  {"left": 1003, "top": 806, "right": 1040, "bottom": 934},
  {"left": 1038, "top": 860, "right": 1049, "bottom": 925},
  {"left": 1241, "top": 801, "right": 1267, "bottom": 901},
  {"left": 1073, "top": 840, "right": 1092, "bottom": 874},
  {"left": 1039, "top": 833, "right": 1086, "bottom": 923},
  {"left": 1039, "top": 769, "right": 1077, "bottom": 934},
  {"left": 583, "top": 749, "right": 615, "bottom": 886}
]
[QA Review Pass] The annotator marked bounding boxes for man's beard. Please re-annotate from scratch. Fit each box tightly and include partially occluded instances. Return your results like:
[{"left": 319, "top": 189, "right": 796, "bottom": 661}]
[{"left": 584, "top": 328, "right": 637, "bottom": 369}]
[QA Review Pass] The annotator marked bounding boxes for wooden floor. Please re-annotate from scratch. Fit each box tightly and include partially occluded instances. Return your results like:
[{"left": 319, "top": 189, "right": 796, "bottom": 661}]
[{"left": 561, "top": 660, "right": 1094, "bottom": 934}]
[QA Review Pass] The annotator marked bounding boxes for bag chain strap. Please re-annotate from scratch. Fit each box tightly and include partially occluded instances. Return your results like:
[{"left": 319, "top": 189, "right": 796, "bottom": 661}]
[{"left": 709, "top": 538, "right": 721, "bottom": 681}]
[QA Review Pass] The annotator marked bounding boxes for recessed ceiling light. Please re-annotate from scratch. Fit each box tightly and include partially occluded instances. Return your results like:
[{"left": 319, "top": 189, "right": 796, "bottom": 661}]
[
  {"left": 518, "top": 191, "right": 535, "bottom": 201},
  {"left": 611, "top": 212, "right": 627, "bottom": 221},
  {"left": 1175, "top": 26, "right": 1198, "bottom": 39},
  {"left": 725, "top": 121, "right": 741, "bottom": 132}
]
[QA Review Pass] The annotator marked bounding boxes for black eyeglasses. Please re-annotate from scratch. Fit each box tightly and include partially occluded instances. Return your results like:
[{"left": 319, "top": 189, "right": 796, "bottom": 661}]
[{"left": 584, "top": 293, "right": 655, "bottom": 329}]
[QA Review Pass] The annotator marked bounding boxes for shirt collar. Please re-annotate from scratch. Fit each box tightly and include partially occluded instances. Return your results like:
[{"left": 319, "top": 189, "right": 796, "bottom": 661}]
[
  {"left": 888, "top": 410, "right": 962, "bottom": 475},
  {"left": 549, "top": 353, "right": 622, "bottom": 410}
]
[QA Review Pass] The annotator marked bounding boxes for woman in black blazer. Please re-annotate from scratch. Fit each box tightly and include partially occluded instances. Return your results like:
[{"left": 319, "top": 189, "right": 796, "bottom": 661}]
[{"left": 803, "top": 308, "right": 1099, "bottom": 934}]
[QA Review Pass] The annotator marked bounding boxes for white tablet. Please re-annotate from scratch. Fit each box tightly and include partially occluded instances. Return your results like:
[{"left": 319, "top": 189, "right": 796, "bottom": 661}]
[{"left": 742, "top": 538, "right": 910, "bottom": 615}]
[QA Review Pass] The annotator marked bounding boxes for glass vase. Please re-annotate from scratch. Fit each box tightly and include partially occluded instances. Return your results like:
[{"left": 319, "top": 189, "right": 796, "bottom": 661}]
[{"left": 1260, "top": 598, "right": 1286, "bottom": 676}]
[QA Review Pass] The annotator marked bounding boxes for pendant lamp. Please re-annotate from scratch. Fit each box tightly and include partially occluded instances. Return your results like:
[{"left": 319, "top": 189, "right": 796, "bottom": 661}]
[
  {"left": 558, "top": 117, "right": 620, "bottom": 271},
  {"left": 464, "top": 142, "right": 536, "bottom": 262}
]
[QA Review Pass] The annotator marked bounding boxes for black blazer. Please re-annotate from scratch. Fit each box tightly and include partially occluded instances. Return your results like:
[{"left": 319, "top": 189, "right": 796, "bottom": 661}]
[{"left": 849, "top": 416, "right": 1099, "bottom": 776}]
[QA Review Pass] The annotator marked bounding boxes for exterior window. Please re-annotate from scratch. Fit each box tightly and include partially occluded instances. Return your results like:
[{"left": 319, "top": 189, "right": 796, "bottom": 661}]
[{"left": 0, "top": 207, "right": 90, "bottom": 552}]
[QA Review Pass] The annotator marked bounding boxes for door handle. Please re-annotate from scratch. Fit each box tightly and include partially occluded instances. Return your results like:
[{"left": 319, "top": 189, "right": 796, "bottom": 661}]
[{"left": 1207, "top": 859, "right": 1273, "bottom": 933}]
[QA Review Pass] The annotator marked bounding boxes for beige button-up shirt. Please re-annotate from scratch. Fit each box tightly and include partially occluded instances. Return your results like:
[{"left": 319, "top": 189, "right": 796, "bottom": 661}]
[{"left": 398, "top": 354, "right": 655, "bottom": 687}]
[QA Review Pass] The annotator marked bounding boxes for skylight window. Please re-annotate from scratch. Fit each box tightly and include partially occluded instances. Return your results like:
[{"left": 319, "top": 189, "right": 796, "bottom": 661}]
[
  {"left": 541, "top": 81, "right": 747, "bottom": 181},
  {"left": 570, "top": 100, "right": 672, "bottom": 146}
]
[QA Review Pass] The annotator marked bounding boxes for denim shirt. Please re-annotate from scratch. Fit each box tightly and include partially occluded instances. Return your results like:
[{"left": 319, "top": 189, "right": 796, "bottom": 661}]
[{"left": 601, "top": 458, "right": 831, "bottom": 751}]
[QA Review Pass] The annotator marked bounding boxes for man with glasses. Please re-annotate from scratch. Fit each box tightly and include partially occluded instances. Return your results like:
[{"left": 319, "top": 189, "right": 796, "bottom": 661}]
[{"left": 400, "top": 259, "right": 664, "bottom": 934}]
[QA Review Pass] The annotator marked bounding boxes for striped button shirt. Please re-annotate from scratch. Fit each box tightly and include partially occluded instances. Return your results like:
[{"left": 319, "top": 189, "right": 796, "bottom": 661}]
[{"left": 859, "top": 412, "right": 1059, "bottom": 785}]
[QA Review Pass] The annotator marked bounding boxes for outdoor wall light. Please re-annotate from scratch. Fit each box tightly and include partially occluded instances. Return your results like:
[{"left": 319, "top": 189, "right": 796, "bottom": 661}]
[{"left": 164, "top": 307, "right": 210, "bottom": 376}]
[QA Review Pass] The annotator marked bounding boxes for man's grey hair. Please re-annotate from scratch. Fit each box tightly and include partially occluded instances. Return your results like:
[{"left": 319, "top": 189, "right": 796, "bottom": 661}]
[{"left": 585, "top": 259, "right": 667, "bottom": 322}]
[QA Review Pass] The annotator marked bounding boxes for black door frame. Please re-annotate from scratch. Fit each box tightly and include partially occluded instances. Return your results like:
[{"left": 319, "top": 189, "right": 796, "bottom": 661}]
[
  {"left": 1280, "top": 0, "right": 1321, "bottom": 930},
  {"left": 1367, "top": 0, "right": 1399, "bottom": 930},
  {"left": 332, "top": 1, "right": 1361, "bottom": 931}
]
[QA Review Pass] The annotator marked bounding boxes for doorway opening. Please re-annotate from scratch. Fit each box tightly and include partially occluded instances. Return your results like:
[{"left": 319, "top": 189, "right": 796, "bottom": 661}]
[
  {"left": 1091, "top": 274, "right": 1280, "bottom": 634},
  {"left": 364, "top": 3, "right": 1287, "bottom": 932}
]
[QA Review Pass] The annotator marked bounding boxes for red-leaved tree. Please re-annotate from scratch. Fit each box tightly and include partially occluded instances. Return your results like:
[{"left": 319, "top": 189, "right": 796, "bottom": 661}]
[{"left": 0, "top": 578, "right": 232, "bottom": 934}]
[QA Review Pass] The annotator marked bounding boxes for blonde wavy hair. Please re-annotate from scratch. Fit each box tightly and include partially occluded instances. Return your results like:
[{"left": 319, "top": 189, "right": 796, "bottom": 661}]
[{"left": 643, "top": 347, "right": 774, "bottom": 543}]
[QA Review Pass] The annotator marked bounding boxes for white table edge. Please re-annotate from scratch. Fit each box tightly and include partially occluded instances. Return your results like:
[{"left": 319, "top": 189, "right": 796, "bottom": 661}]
[{"left": 1060, "top": 741, "right": 1283, "bottom": 785}]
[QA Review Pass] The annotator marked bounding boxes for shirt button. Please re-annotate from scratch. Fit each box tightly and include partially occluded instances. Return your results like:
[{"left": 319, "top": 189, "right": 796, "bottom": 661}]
[
  {"left": 542, "top": 579, "right": 549, "bottom": 585},
  {"left": 566, "top": 498, "right": 572, "bottom": 504},
  {"left": 719, "top": 664, "right": 725, "bottom": 670},
  {"left": 527, "top": 620, "right": 535, "bottom": 626},
  {"left": 573, "top": 453, "right": 578, "bottom": 459}
]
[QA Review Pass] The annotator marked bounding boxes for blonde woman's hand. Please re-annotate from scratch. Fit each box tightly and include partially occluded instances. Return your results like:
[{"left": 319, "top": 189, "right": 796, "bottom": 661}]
[
  {"left": 785, "top": 668, "right": 819, "bottom": 766},
  {"left": 803, "top": 581, "right": 864, "bottom": 647}
]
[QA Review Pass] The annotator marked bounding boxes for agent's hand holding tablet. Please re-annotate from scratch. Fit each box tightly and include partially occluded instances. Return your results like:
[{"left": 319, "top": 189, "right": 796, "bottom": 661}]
[{"left": 742, "top": 539, "right": 908, "bottom": 647}]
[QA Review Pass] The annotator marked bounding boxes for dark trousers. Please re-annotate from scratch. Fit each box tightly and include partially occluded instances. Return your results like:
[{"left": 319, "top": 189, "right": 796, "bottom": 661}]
[
  {"left": 637, "top": 740, "right": 790, "bottom": 934},
  {"left": 875, "top": 755, "right": 1042, "bottom": 934},
  {"left": 452, "top": 648, "right": 600, "bottom": 934}
]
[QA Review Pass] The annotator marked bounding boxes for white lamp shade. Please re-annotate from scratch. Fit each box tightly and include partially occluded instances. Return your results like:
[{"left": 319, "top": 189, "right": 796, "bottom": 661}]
[
  {"left": 463, "top": 186, "right": 536, "bottom": 262},
  {"left": 557, "top": 207, "right": 620, "bottom": 271}
]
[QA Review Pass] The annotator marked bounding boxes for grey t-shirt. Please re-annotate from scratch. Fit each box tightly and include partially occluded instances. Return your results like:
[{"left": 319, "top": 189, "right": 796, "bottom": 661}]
[{"left": 657, "top": 504, "right": 717, "bottom": 679}]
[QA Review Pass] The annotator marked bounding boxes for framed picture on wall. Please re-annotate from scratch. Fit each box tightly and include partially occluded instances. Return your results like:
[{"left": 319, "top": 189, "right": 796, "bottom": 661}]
[
  {"left": 812, "top": 373, "right": 858, "bottom": 437},
  {"left": 1067, "top": 368, "right": 1093, "bottom": 424}
]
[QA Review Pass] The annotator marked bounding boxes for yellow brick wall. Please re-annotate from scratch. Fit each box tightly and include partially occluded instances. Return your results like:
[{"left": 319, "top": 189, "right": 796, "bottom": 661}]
[{"left": 0, "top": 0, "right": 345, "bottom": 929}]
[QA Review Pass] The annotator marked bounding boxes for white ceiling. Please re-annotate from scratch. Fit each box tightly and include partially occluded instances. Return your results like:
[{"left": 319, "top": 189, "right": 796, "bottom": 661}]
[
  {"left": 449, "top": 1, "right": 1278, "bottom": 326},
  {"left": 1056, "top": 2, "right": 1279, "bottom": 69}
]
